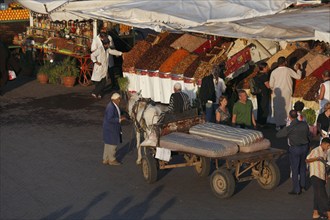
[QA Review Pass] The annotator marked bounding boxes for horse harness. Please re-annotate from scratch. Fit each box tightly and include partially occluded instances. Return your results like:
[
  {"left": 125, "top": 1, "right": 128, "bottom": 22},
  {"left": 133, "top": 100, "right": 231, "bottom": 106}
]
[{"left": 131, "top": 98, "right": 155, "bottom": 133}]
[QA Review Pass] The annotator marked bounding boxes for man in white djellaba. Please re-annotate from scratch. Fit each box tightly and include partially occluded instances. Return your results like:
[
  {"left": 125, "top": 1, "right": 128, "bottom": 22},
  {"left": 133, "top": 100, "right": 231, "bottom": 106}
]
[
  {"left": 90, "top": 38, "right": 123, "bottom": 99},
  {"left": 91, "top": 31, "right": 119, "bottom": 90},
  {"left": 269, "top": 56, "right": 302, "bottom": 131}
]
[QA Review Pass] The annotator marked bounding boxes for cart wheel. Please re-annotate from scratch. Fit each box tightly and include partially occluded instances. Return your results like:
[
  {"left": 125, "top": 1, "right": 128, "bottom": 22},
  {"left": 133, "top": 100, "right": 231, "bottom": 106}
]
[
  {"left": 194, "top": 156, "right": 211, "bottom": 177},
  {"left": 257, "top": 160, "right": 280, "bottom": 190},
  {"left": 142, "top": 146, "right": 155, "bottom": 157},
  {"left": 141, "top": 154, "right": 158, "bottom": 184},
  {"left": 210, "top": 169, "right": 235, "bottom": 199}
]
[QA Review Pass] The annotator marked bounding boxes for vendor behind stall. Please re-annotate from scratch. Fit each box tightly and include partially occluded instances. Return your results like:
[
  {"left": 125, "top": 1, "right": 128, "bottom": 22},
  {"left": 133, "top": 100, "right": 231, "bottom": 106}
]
[
  {"left": 90, "top": 38, "right": 123, "bottom": 99},
  {"left": 91, "top": 31, "right": 119, "bottom": 90}
]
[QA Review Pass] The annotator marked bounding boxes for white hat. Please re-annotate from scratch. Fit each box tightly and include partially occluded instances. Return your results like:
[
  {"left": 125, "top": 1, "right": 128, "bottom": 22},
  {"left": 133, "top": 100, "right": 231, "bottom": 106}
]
[{"left": 111, "top": 92, "right": 121, "bottom": 100}]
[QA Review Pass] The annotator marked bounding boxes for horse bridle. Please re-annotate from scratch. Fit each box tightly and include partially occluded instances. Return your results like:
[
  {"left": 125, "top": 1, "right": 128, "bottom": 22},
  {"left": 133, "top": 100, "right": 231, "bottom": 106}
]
[{"left": 131, "top": 98, "right": 154, "bottom": 133}]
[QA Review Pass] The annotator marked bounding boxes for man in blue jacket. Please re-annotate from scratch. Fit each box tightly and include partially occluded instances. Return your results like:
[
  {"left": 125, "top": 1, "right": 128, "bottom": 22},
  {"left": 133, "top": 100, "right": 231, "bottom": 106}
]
[{"left": 102, "top": 92, "right": 124, "bottom": 165}]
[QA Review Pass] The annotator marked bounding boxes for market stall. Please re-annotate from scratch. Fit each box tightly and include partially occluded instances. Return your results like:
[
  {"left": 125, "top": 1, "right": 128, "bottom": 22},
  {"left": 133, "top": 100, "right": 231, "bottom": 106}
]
[
  {"left": 11, "top": 6, "right": 134, "bottom": 86},
  {"left": 0, "top": 2, "right": 30, "bottom": 47},
  {"left": 10, "top": 0, "right": 330, "bottom": 117}
]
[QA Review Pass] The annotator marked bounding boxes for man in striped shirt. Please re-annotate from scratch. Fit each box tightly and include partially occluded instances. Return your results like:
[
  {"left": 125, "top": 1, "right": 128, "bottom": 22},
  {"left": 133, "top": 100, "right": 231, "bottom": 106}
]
[
  {"left": 167, "top": 83, "right": 191, "bottom": 113},
  {"left": 306, "top": 137, "right": 330, "bottom": 219}
]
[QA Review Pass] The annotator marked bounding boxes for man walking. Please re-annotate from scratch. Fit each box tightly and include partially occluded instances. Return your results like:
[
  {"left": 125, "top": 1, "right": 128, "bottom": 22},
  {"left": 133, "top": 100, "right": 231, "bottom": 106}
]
[{"left": 276, "top": 110, "right": 310, "bottom": 195}]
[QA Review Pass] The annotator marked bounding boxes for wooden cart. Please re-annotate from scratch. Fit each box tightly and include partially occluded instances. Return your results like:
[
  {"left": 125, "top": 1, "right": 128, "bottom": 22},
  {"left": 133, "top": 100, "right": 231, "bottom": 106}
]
[{"left": 139, "top": 114, "right": 285, "bottom": 198}]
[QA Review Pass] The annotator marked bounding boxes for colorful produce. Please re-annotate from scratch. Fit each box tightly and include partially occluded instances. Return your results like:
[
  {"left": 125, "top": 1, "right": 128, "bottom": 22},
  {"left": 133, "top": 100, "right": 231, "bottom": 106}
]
[
  {"left": 170, "top": 33, "right": 207, "bottom": 52},
  {"left": 303, "top": 78, "right": 322, "bottom": 101},
  {"left": 183, "top": 53, "right": 208, "bottom": 78},
  {"left": 157, "top": 32, "right": 183, "bottom": 47},
  {"left": 293, "top": 75, "right": 322, "bottom": 101},
  {"left": 135, "top": 45, "right": 175, "bottom": 70},
  {"left": 171, "top": 54, "right": 199, "bottom": 76},
  {"left": 193, "top": 61, "right": 213, "bottom": 80},
  {"left": 159, "top": 48, "right": 190, "bottom": 73},
  {"left": 122, "top": 40, "right": 152, "bottom": 72},
  {"left": 0, "top": 8, "right": 29, "bottom": 21}
]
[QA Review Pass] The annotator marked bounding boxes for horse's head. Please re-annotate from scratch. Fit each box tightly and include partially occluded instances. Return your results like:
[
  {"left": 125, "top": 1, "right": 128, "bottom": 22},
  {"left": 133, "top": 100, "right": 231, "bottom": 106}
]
[{"left": 127, "top": 91, "right": 142, "bottom": 117}]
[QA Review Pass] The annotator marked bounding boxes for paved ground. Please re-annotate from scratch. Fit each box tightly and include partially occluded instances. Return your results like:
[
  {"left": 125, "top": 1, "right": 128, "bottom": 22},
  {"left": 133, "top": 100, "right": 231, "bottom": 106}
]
[{"left": 0, "top": 75, "right": 320, "bottom": 220}]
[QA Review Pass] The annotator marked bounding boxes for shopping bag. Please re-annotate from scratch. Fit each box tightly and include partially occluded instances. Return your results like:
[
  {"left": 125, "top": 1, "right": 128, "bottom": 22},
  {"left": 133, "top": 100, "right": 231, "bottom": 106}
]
[{"left": 8, "top": 70, "right": 16, "bottom": 80}]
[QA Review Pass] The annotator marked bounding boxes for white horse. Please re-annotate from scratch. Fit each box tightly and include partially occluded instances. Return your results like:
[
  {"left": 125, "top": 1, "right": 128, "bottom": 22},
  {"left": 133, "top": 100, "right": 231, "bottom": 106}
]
[{"left": 128, "top": 92, "right": 162, "bottom": 165}]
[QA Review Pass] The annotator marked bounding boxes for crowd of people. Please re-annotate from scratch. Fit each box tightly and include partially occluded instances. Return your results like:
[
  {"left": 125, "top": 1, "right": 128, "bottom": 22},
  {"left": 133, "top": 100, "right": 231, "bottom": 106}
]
[{"left": 102, "top": 55, "right": 330, "bottom": 219}]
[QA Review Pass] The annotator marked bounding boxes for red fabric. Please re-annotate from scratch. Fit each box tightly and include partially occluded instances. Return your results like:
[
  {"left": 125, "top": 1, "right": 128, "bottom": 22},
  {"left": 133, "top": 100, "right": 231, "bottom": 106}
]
[
  {"left": 193, "top": 37, "right": 222, "bottom": 54},
  {"left": 225, "top": 47, "right": 251, "bottom": 76},
  {"left": 159, "top": 72, "right": 171, "bottom": 78},
  {"left": 148, "top": 71, "right": 159, "bottom": 77},
  {"left": 311, "top": 59, "right": 330, "bottom": 79}
]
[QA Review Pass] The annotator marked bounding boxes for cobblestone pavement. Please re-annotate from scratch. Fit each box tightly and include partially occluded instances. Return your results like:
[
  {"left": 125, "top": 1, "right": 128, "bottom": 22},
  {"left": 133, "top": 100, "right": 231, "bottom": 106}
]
[{"left": 1, "top": 76, "right": 317, "bottom": 220}]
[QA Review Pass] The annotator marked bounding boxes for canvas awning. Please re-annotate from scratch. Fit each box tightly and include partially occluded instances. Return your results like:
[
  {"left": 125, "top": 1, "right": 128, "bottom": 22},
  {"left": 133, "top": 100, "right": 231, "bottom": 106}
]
[{"left": 17, "top": 0, "right": 330, "bottom": 43}]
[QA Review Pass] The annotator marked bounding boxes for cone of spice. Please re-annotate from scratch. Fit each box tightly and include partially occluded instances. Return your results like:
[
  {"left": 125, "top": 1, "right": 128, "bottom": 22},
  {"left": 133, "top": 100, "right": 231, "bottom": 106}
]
[{"left": 159, "top": 48, "right": 190, "bottom": 73}]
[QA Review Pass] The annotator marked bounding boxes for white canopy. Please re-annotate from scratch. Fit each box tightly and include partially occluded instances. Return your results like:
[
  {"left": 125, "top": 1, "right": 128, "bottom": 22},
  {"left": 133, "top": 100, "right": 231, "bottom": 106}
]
[
  {"left": 18, "top": 0, "right": 69, "bottom": 14},
  {"left": 17, "top": 0, "right": 330, "bottom": 43},
  {"left": 76, "top": 0, "right": 296, "bottom": 30},
  {"left": 185, "top": 5, "right": 330, "bottom": 42}
]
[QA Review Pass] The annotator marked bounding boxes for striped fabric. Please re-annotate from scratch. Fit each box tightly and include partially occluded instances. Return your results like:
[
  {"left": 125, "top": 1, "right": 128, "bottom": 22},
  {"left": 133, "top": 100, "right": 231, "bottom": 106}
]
[
  {"left": 189, "top": 122, "right": 263, "bottom": 147},
  {"left": 239, "top": 139, "right": 271, "bottom": 153},
  {"left": 307, "top": 146, "right": 327, "bottom": 181},
  {"left": 167, "top": 91, "right": 191, "bottom": 113},
  {"left": 159, "top": 132, "right": 238, "bottom": 158}
]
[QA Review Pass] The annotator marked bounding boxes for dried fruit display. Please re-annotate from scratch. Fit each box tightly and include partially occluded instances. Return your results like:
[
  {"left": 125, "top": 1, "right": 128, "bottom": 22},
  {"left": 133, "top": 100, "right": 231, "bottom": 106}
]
[
  {"left": 159, "top": 48, "right": 190, "bottom": 73},
  {"left": 157, "top": 32, "right": 183, "bottom": 47},
  {"left": 170, "top": 33, "right": 207, "bottom": 52},
  {"left": 122, "top": 40, "right": 152, "bottom": 72},
  {"left": 193, "top": 61, "right": 213, "bottom": 80},
  {"left": 303, "top": 78, "right": 322, "bottom": 101},
  {"left": 171, "top": 54, "right": 199, "bottom": 76},
  {"left": 293, "top": 75, "right": 322, "bottom": 101},
  {"left": 135, "top": 45, "right": 175, "bottom": 70},
  {"left": 183, "top": 52, "right": 211, "bottom": 78}
]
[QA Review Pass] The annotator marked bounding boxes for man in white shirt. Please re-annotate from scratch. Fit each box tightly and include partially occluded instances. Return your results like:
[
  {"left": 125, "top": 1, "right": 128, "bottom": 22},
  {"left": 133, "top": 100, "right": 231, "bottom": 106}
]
[
  {"left": 91, "top": 32, "right": 118, "bottom": 90},
  {"left": 269, "top": 56, "right": 302, "bottom": 130},
  {"left": 90, "top": 38, "right": 123, "bottom": 99}
]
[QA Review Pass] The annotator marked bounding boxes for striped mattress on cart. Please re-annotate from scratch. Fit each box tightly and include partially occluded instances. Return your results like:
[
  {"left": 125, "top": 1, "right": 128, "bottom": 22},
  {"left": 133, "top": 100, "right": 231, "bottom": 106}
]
[
  {"left": 189, "top": 123, "right": 270, "bottom": 153},
  {"left": 159, "top": 132, "right": 239, "bottom": 158}
]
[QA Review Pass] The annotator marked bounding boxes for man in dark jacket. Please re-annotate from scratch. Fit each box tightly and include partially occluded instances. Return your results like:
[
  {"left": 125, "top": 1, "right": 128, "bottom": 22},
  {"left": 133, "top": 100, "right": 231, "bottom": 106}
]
[
  {"left": 256, "top": 62, "right": 271, "bottom": 126},
  {"left": 199, "top": 65, "right": 226, "bottom": 122},
  {"left": 276, "top": 109, "right": 310, "bottom": 195},
  {"left": 167, "top": 83, "right": 191, "bottom": 113},
  {"left": 102, "top": 92, "right": 125, "bottom": 165}
]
